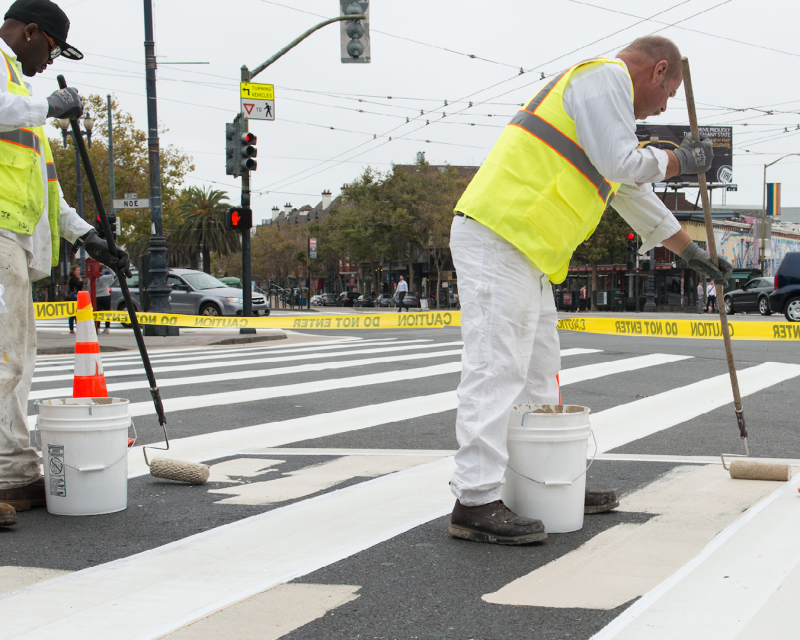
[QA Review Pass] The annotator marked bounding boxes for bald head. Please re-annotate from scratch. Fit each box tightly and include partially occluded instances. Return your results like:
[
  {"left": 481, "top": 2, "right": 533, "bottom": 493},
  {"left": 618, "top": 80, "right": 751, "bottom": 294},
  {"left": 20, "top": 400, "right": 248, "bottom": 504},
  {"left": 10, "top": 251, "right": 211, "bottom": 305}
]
[
  {"left": 618, "top": 36, "right": 682, "bottom": 82},
  {"left": 617, "top": 36, "right": 683, "bottom": 119}
]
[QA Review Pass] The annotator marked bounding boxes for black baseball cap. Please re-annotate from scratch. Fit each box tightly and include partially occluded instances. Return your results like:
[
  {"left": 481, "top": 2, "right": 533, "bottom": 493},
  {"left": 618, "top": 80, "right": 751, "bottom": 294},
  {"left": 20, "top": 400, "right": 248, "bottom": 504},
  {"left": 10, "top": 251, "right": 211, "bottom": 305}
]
[{"left": 4, "top": 0, "right": 83, "bottom": 60}]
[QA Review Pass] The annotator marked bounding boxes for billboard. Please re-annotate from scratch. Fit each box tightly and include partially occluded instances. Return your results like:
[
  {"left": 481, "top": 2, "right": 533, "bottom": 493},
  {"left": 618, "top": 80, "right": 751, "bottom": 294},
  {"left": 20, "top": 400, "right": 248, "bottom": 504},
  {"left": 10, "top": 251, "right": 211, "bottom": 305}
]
[{"left": 635, "top": 124, "right": 732, "bottom": 185}]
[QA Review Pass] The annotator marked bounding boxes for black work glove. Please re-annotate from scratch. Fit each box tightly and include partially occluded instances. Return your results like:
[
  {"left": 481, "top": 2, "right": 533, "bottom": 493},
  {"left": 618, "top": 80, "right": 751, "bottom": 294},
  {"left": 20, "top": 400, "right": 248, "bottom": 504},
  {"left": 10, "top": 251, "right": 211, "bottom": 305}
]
[
  {"left": 46, "top": 87, "right": 83, "bottom": 119},
  {"left": 81, "top": 232, "right": 132, "bottom": 277},
  {"left": 673, "top": 135, "right": 714, "bottom": 176},
  {"left": 681, "top": 242, "right": 732, "bottom": 284}
]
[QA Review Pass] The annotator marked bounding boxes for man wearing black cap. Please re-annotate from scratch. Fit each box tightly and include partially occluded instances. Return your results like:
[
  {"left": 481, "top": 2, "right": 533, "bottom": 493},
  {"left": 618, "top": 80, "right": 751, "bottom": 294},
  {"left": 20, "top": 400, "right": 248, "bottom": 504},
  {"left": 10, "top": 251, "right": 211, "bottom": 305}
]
[{"left": 0, "top": 0, "right": 130, "bottom": 527}]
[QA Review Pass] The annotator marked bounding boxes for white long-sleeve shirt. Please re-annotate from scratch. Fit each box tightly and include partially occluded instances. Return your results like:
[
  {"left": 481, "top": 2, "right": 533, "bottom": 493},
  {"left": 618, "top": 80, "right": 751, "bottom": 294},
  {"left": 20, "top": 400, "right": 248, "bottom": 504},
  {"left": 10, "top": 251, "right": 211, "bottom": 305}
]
[
  {"left": 563, "top": 59, "right": 681, "bottom": 254},
  {"left": 396, "top": 279, "right": 408, "bottom": 293},
  {"left": 0, "top": 41, "right": 93, "bottom": 281}
]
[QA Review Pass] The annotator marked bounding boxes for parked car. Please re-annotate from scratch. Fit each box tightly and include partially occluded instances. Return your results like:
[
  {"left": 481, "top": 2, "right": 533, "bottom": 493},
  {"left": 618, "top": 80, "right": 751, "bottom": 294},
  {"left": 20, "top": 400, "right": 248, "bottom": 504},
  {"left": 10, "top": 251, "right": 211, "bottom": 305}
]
[
  {"left": 375, "top": 294, "right": 395, "bottom": 308},
  {"left": 109, "top": 268, "right": 270, "bottom": 320},
  {"left": 219, "top": 276, "right": 241, "bottom": 288},
  {"left": 393, "top": 291, "right": 421, "bottom": 308},
  {"left": 319, "top": 292, "right": 338, "bottom": 306},
  {"left": 335, "top": 291, "right": 361, "bottom": 307},
  {"left": 355, "top": 293, "right": 377, "bottom": 308},
  {"left": 310, "top": 294, "right": 324, "bottom": 306},
  {"left": 769, "top": 252, "right": 800, "bottom": 321},
  {"left": 724, "top": 277, "right": 774, "bottom": 316}
]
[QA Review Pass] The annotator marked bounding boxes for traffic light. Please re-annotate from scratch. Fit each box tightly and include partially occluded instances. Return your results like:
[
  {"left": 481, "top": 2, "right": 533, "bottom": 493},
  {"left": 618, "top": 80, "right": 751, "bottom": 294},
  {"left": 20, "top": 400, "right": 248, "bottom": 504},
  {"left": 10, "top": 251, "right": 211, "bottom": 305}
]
[
  {"left": 225, "top": 121, "right": 258, "bottom": 177},
  {"left": 96, "top": 212, "right": 117, "bottom": 241},
  {"left": 626, "top": 232, "right": 635, "bottom": 270},
  {"left": 340, "top": 0, "right": 370, "bottom": 63},
  {"left": 225, "top": 207, "right": 253, "bottom": 231}
]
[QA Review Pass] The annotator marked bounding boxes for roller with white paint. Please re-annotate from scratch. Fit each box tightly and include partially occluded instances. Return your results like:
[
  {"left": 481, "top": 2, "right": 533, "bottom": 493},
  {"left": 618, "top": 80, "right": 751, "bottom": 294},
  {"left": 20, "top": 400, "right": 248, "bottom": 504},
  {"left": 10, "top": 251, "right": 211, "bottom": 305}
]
[
  {"left": 681, "top": 59, "right": 792, "bottom": 484},
  {"left": 57, "top": 72, "right": 209, "bottom": 486}
]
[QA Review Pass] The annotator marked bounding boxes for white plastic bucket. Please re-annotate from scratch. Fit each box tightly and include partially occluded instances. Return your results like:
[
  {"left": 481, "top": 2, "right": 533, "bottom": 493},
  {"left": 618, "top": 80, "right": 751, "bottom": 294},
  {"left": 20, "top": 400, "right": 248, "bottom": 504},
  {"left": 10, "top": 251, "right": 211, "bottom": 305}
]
[
  {"left": 35, "top": 397, "right": 133, "bottom": 516},
  {"left": 499, "top": 404, "right": 594, "bottom": 533}
]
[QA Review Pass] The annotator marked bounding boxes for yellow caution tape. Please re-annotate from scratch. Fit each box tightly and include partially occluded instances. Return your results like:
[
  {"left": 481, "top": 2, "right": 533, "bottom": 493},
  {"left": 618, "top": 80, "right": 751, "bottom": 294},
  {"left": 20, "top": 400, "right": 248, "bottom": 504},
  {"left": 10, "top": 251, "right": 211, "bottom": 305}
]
[
  {"left": 557, "top": 317, "right": 800, "bottom": 341},
  {"left": 89, "top": 309, "right": 460, "bottom": 330},
  {"left": 33, "top": 301, "right": 799, "bottom": 340}
]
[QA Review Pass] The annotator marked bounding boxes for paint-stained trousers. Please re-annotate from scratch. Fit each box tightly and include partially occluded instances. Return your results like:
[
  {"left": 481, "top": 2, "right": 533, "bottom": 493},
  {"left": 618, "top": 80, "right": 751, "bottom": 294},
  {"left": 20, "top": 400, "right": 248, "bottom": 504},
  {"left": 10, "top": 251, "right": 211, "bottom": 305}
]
[
  {"left": 0, "top": 235, "right": 41, "bottom": 490},
  {"left": 449, "top": 215, "right": 560, "bottom": 507}
]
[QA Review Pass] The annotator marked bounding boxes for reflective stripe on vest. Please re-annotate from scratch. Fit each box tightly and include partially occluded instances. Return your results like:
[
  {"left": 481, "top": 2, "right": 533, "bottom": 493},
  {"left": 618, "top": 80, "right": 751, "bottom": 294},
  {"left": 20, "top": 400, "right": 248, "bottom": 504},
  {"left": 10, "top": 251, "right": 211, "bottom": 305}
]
[
  {"left": 510, "top": 72, "right": 614, "bottom": 203},
  {"left": 0, "top": 128, "right": 43, "bottom": 154},
  {"left": 453, "top": 58, "right": 632, "bottom": 284}
]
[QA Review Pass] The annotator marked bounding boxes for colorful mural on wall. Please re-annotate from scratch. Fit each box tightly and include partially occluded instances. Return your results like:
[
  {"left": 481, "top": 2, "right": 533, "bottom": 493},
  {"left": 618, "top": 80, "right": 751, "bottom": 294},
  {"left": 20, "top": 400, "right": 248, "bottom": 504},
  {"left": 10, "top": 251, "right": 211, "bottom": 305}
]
[{"left": 715, "top": 223, "right": 800, "bottom": 276}]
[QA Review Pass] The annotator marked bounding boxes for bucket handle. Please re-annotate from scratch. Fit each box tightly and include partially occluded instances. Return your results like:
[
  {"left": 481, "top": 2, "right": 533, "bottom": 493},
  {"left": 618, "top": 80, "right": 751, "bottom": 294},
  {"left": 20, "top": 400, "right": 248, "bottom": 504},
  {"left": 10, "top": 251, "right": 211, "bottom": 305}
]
[
  {"left": 34, "top": 418, "right": 137, "bottom": 473},
  {"left": 506, "top": 416, "right": 597, "bottom": 487}
]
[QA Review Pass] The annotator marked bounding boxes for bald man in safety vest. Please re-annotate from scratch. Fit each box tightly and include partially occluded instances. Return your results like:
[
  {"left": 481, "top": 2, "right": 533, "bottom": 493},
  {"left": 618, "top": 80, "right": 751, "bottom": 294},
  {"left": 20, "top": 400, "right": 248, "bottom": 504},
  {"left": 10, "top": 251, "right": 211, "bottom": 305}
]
[
  {"left": 448, "top": 35, "right": 732, "bottom": 545},
  {"left": 0, "top": 0, "right": 130, "bottom": 528}
]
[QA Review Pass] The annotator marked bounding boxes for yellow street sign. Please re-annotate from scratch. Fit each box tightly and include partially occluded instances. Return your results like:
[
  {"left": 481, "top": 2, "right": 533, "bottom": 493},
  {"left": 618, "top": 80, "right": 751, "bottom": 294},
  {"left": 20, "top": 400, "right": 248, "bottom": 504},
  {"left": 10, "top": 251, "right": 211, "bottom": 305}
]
[{"left": 240, "top": 82, "right": 274, "bottom": 100}]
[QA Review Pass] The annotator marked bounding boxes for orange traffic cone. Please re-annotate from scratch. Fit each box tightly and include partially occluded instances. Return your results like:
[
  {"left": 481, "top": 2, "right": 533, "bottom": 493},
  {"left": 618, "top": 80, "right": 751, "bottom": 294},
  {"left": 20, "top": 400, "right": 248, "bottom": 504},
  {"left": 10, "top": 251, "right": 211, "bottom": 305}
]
[{"left": 73, "top": 291, "right": 108, "bottom": 398}]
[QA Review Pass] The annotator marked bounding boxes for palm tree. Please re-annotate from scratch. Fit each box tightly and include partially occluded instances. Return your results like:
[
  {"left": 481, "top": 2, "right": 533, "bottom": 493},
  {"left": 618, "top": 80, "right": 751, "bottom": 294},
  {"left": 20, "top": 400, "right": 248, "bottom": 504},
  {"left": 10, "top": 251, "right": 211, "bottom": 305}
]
[{"left": 171, "top": 186, "right": 240, "bottom": 274}]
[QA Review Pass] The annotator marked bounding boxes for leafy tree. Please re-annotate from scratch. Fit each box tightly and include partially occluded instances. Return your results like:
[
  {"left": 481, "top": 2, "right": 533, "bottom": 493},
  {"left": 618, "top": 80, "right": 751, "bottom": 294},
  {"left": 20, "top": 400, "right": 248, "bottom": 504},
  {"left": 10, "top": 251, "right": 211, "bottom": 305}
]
[
  {"left": 48, "top": 94, "right": 193, "bottom": 261},
  {"left": 573, "top": 207, "right": 633, "bottom": 309},
  {"left": 170, "top": 186, "right": 240, "bottom": 273}
]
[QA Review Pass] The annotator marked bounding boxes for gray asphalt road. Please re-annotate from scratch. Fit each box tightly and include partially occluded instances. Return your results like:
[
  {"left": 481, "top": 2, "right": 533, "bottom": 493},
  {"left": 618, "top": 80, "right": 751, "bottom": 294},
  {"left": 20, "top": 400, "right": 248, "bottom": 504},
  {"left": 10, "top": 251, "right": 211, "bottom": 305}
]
[{"left": 7, "top": 323, "right": 799, "bottom": 639}]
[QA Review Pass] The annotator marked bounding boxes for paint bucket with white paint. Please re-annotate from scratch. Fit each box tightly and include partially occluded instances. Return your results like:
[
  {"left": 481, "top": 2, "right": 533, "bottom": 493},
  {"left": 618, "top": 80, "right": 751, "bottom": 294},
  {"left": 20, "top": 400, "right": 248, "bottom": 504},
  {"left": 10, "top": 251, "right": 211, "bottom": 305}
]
[
  {"left": 500, "top": 404, "right": 594, "bottom": 533},
  {"left": 35, "top": 397, "right": 132, "bottom": 516}
]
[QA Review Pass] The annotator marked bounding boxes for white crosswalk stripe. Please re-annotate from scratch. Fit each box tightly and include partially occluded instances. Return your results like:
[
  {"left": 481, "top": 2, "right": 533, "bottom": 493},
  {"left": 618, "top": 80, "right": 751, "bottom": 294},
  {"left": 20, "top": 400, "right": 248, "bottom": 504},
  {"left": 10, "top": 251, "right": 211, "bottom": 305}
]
[{"left": 16, "top": 334, "right": 799, "bottom": 639}]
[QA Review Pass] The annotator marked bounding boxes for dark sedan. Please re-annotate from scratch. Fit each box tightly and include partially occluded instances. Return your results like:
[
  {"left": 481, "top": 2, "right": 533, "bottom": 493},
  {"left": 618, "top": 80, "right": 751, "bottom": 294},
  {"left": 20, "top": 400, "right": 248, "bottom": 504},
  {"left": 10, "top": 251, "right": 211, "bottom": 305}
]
[
  {"left": 355, "top": 293, "right": 377, "bottom": 307},
  {"left": 335, "top": 291, "right": 360, "bottom": 307},
  {"left": 770, "top": 251, "right": 800, "bottom": 321},
  {"left": 724, "top": 277, "right": 774, "bottom": 316}
]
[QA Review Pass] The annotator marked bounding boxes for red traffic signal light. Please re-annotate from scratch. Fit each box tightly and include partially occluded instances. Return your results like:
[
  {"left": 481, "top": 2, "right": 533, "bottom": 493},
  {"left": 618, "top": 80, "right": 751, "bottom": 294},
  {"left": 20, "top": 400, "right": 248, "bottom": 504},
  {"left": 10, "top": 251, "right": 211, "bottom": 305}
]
[
  {"left": 627, "top": 233, "right": 635, "bottom": 240},
  {"left": 225, "top": 207, "right": 252, "bottom": 230}
]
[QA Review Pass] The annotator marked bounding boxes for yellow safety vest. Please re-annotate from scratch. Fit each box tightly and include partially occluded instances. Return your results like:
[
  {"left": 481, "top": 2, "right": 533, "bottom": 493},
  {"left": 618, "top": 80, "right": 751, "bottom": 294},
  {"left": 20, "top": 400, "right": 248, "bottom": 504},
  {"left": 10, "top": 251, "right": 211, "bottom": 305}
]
[
  {"left": 0, "top": 49, "right": 61, "bottom": 266},
  {"left": 455, "top": 58, "right": 633, "bottom": 283}
]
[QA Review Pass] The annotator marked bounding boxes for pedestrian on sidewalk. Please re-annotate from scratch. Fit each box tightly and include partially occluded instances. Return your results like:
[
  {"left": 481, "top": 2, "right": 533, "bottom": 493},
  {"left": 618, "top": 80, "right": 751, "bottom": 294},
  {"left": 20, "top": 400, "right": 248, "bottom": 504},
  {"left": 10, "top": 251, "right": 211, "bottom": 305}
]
[
  {"left": 448, "top": 35, "right": 732, "bottom": 545},
  {"left": 66, "top": 264, "right": 81, "bottom": 333},
  {"left": 396, "top": 275, "right": 409, "bottom": 313},
  {"left": 696, "top": 281, "right": 705, "bottom": 313},
  {"left": 0, "top": 0, "right": 130, "bottom": 529},
  {"left": 706, "top": 279, "right": 717, "bottom": 313},
  {"left": 95, "top": 265, "right": 113, "bottom": 334}
]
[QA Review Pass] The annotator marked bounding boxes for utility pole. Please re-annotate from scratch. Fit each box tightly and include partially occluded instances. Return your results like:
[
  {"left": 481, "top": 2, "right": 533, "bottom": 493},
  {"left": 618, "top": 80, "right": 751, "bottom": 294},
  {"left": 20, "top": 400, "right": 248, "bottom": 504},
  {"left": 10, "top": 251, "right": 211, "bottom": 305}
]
[
  {"left": 142, "top": 0, "right": 176, "bottom": 336},
  {"left": 107, "top": 95, "right": 115, "bottom": 236}
]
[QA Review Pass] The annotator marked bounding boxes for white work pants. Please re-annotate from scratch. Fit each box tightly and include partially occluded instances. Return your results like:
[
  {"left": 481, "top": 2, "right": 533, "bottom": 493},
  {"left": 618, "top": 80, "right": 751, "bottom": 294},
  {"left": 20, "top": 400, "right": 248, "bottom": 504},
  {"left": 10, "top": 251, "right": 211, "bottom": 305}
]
[
  {"left": 450, "top": 216, "right": 560, "bottom": 507},
  {"left": 0, "top": 235, "right": 40, "bottom": 490}
]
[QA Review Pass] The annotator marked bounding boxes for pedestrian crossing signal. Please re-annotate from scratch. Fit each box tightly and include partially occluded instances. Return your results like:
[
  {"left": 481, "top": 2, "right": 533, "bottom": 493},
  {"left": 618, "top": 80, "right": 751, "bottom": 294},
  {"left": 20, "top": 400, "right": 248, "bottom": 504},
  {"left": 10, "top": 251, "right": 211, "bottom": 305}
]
[{"left": 225, "top": 207, "right": 252, "bottom": 231}]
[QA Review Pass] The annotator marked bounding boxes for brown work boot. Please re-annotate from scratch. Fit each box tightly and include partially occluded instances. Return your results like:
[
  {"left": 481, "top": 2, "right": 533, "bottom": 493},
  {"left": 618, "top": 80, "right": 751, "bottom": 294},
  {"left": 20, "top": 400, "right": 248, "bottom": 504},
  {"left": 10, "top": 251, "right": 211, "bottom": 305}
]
[
  {"left": 449, "top": 499, "right": 547, "bottom": 545},
  {"left": 0, "top": 478, "right": 45, "bottom": 512},
  {"left": 0, "top": 503, "right": 18, "bottom": 527},
  {"left": 584, "top": 489, "right": 619, "bottom": 514}
]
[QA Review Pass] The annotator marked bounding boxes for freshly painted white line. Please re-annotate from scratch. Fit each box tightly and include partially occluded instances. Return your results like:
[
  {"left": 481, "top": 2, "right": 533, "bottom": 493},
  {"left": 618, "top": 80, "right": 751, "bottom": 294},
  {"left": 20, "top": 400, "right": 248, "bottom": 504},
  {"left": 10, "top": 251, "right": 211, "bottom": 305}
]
[
  {"left": 126, "top": 391, "right": 460, "bottom": 478},
  {"left": 591, "top": 474, "right": 800, "bottom": 640},
  {"left": 483, "top": 465, "right": 779, "bottom": 609},
  {"left": 209, "top": 455, "right": 445, "bottom": 505},
  {"left": 163, "top": 584, "right": 361, "bottom": 640},
  {"left": 597, "top": 453, "right": 800, "bottom": 466},
  {"left": 0, "top": 458, "right": 455, "bottom": 640},
  {"left": 592, "top": 362, "right": 800, "bottom": 453},
  {"left": 28, "top": 348, "right": 464, "bottom": 400},
  {"left": 244, "top": 448, "right": 458, "bottom": 457},
  {"left": 119, "top": 352, "right": 680, "bottom": 477},
  {"left": 559, "top": 348, "right": 602, "bottom": 357},
  {"left": 32, "top": 337, "right": 395, "bottom": 371},
  {"left": 559, "top": 353, "right": 691, "bottom": 385},
  {"left": 31, "top": 341, "right": 463, "bottom": 382}
]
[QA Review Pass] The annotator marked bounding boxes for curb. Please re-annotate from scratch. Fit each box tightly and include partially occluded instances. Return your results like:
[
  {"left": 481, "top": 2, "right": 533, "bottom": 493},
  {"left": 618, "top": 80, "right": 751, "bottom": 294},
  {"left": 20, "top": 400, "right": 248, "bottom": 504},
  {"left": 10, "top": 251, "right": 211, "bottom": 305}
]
[
  {"left": 37, "top": 345, "right": 131, "bottom": 355},
  {"left": 209, "top": 334, "right": 287, "bottom": 346}
]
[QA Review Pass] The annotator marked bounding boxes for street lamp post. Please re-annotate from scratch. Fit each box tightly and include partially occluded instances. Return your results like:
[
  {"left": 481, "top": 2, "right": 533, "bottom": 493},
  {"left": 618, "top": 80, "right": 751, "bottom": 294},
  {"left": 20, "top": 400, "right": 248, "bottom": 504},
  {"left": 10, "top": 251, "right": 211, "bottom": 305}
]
[
  {"left": 761, "top": 153, "right": 800, "bottom": 274},
  {"left": 58, "top": 114, "right": 94, "bottom": 276}
]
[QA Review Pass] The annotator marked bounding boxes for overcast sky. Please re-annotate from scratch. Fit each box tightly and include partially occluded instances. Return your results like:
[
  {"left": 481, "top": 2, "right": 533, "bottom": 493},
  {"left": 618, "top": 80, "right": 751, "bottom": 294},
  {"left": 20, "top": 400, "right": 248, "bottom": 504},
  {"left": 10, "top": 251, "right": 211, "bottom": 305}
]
[{"left": 28, "top": 0, "right": 800, "bottom": 224}]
